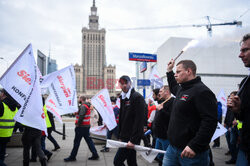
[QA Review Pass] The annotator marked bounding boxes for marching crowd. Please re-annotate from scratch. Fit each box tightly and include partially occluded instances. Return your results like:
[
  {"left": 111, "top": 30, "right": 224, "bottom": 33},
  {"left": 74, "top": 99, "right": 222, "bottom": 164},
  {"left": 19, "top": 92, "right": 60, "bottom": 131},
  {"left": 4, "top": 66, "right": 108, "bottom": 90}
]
[{"left": 0, "top": 33, "right": 250, "bottom": 166}]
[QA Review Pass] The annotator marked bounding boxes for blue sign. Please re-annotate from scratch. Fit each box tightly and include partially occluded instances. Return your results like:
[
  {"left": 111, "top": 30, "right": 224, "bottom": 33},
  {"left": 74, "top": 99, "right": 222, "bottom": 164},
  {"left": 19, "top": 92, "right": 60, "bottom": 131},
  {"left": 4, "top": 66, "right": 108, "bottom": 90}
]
[
  {"left": 137, "top": 79, "right": 151, "bottom": 86},
  {"left": 140, "top": 62, "right": 147, "bottom": 73},
  {"left": 129, "top": 52, "right": 157, "bottom": 62}
]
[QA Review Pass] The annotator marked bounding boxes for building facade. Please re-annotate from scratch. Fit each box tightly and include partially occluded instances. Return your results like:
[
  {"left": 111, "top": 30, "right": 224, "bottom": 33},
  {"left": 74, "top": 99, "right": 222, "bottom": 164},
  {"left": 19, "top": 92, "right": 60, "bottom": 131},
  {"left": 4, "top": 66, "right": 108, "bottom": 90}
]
[
  {"left": 47, "top": 56, "right": 58, "bottom": 74},
  {"left": 37, "top": 50, "right": 47, "bottom": 76},
  {"left": 75, "top": 0, "right": 116, "bottom": 97},
  {"left": 104, "top": 65, "right": 116, "bottom": 95},
  {"left": 74, "top": 63, "right": 84, "bottom": 93}
]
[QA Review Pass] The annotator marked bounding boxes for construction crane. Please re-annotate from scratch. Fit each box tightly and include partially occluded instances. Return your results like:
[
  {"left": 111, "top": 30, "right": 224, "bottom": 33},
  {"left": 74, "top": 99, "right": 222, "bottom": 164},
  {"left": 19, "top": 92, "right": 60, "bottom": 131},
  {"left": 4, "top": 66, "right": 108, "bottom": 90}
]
[
  {"left": 205, "top": 16, "right": 242, "bottom": 36},
  {"left": 109, "top": 16, "right": 242, "bottom": 37}
]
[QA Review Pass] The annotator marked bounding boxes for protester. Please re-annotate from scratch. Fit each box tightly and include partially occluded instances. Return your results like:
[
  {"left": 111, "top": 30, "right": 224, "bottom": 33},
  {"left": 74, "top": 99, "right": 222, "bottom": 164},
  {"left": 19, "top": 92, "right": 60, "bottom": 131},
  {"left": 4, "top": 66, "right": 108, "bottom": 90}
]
[
  {"left": 163, "top": 59, "right": 217, "bottom": 166},
  {"left": 113, "top": 75, "right": 146, "bottom": 166},
  {"left": 100, "top": 96, "right": 119, "bottom": 152},
  {"left": 224, "top": 91, "right": 238, "bottom": 164},
  {"left": 150, "top": 88, "right": 160, "bottom": 150},
  {"left": 64, "top": 96, "right": 99, "bottom": 162},
  {"left": 30, "top": 102, "right": 53, "bottom": 163},
  {"left": 153, "top": 85, "right": 174, "bottom": 166},
  {"left": 145, "top": 98, "right": 156, "bottom": 147},
  {"left": 0, "top": 89, "right": 19, "bottom": 166},
  {"left": 152, "top": 88, "right": 161, "bottom": 103},
  {"left": 22, "top": 125, "right": 47, "bottom": 166},
  {"left": 47, "top": 111, "right": 60, "bottom": 151},
  {"left": 212, "top": 101, "right": 223, "bottom": 148},
  {"left": 228, "top": 33, "right": 250, "bottom": 166},
  {"left": 147, "top": 98, "right": 156, "bottom": 130}
]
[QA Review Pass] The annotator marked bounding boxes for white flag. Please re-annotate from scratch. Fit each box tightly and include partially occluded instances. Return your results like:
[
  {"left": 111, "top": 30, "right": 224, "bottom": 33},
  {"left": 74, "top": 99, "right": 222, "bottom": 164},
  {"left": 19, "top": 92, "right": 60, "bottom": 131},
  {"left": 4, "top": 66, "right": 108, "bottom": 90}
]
[
  {"left": 0, "top": 44, "right": 47, "bottom": 134},
  {"left": 217, "top": 89, "right": 227, "bottom": 117},
  {"left": 211, "top": 122, "right": 227, "bottom": 142},
  {"left": 41, "top": 65, "right": 78, "bottom": 123},
  {"left": 149, "top": 65, "right": 163, "bottom": 89},
  {"left": 90, "top": 125, "right": 107, "bottom": 136},
  {"left": 106, "top": 139, "right": 165, "bottom": 163},
  {"left": 91, "top": 89, "right": 117, "bottom": 130}
]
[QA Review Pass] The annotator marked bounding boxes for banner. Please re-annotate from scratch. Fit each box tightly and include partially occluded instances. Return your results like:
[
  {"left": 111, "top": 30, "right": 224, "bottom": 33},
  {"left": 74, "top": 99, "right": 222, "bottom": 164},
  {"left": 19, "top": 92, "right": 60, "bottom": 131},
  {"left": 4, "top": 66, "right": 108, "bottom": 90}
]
[
  {"left": 149, "top": 65, "right": 163, "bottom": 89},
  {"left": 217, "top": 89, "right": 227, "bottom": 117},
  {"left": 211, "top": 122, "right": 227, "bottom": 142},
  {"left": 41, "top": 65, "right": 78, "bottom": 123},
  {"left": 91, "top": 89, "right": 117, "bottom": 130},
  {"left": 106, "top": 139, "right": 165, "bottom": 163},
  {"left": 0, "top": 44, "right": 47, "bottom": 134},
  {"left": 90, "top": 125, "right": 107, "bottom": 136}
]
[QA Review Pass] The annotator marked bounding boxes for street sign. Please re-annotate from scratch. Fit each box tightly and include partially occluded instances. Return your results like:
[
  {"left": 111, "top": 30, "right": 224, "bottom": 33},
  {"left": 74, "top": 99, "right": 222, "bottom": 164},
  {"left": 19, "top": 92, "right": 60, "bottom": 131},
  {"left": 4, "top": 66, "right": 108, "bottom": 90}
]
[
  {"left": 137, "top": 79, "right": 151, "bottom": 86},
  {"left": 140, "top": 62, "right": 147, "bottom": 73},
  {"left": 129, "top": 52, "right": 157, "bottom": 62}
]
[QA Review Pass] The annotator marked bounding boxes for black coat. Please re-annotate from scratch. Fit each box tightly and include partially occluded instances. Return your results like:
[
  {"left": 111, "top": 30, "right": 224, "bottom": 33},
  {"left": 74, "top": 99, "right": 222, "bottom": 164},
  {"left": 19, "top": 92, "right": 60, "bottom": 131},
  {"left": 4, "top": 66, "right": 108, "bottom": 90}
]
[
  {"left": 237, "top": 76, "right": 250, "bottom": 157},
  {"left": 167, "top": 71, "right": 217, "bottom": 153},
  {"left": 118, "top": 88, "right": 145, "bottom": 144},
  {"left": 224, "top": 108, "right": 235, "bottom": 128},
  {"left": 153, "top": 97, "right": 174, "bottom": 139}
]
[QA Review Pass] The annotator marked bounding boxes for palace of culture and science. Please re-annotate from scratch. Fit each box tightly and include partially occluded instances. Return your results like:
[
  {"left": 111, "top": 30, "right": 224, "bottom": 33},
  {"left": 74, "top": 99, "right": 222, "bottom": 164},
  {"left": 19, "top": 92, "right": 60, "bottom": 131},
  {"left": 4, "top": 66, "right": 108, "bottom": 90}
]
[{"left": 74, "top": 0, "right": 116, "bottom": 98}]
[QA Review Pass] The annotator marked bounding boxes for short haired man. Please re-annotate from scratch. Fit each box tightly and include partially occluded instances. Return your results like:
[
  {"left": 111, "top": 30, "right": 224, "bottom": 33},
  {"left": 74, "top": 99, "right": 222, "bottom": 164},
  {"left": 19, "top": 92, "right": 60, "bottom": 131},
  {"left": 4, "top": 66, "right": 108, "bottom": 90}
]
[
  {"left": 163, "top": 59, "right": 217, "bottom": 166},
  {"left": 64, "top": 96, "right": 99, "bottom": 162},
  {"left": 153, "top": 85, "right": 174, "bottom": 165},
  {"left": 113, "top": 75, "right": 146, "bottom": 166},
  {"left": 228, "top": 33, "right": 250, "bottom": 165}
]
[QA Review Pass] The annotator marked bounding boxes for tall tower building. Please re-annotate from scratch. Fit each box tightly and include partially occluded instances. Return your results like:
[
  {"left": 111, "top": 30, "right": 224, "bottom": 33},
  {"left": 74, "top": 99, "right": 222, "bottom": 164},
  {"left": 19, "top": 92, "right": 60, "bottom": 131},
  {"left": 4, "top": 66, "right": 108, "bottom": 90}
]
[
  {"left": 81, "top": 0, "right": 106, "bottom": 96},
  {"left": 75, "top": 0, "right": 116, "bottom": 97}
]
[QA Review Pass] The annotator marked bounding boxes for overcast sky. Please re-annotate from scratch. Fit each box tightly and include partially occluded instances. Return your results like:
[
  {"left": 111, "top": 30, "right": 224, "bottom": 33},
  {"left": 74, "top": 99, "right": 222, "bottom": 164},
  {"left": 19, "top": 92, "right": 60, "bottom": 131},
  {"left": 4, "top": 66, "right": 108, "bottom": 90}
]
[{"left": 0, "top": 0, "right": 249, "bottom": 78}]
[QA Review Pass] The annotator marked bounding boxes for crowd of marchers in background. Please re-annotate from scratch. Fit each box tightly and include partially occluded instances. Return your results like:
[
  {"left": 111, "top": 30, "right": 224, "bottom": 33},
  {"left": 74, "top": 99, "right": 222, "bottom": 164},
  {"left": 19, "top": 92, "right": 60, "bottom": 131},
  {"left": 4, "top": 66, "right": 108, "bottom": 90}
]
[{"left": 0, "top": 33, "right": 250, "bottom": 166}]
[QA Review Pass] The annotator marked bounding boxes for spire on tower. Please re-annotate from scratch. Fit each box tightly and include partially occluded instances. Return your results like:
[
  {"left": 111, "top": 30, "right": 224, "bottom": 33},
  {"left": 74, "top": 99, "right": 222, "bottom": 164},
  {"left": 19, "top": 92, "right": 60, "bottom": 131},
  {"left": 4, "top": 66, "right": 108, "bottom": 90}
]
[{"left": 93, "top": 0, "right": 95, "bottom": 7}]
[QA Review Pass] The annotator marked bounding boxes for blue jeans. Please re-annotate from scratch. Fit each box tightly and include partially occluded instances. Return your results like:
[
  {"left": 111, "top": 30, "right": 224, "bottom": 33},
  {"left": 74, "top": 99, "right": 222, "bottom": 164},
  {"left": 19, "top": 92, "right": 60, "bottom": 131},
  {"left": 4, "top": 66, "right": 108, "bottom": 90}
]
[
  {"left": 163, "top": 144, "right": 209, "bottom": 166},
  {"left": 70, "top": 127, "right": 97, "bottom": 158},
  {"left": 155, "top": 138, "right": 170, "bottom": 161},
  {"left": 230, "top": 127, "right": 239, "bottom": 161},
  {"left": 41, "top": 136, "right": 51, "bottom": 156},
  {"left": 236, "top": 149, "right": 250, "bottom": 166}
]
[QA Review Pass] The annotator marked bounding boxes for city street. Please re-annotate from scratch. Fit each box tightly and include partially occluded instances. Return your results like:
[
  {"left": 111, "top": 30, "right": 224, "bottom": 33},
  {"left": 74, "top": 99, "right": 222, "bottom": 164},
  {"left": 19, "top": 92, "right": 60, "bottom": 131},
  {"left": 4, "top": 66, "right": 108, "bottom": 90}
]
[{"left": 5, "top": 117, "right": 233, "bottom": 166}]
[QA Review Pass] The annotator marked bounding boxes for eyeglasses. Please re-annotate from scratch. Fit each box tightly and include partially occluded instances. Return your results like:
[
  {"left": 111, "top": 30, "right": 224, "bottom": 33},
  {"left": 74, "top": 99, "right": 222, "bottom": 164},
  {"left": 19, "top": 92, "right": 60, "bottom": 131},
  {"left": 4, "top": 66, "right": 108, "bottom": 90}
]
[{"left": 240, "top": 48, "right": 250, "bottom": 53}]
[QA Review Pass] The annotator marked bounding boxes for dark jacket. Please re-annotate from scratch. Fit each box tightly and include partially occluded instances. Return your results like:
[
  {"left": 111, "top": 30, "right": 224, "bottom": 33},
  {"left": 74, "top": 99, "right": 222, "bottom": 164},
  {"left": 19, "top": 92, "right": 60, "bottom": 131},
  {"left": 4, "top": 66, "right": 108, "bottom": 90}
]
[
  {"left": 167, "top": 71, "right": 217, "bottom": 153},
  {"left": 0, "top": 98, "right": 17, "bottom": 117},
  {"left": 47, "top": 111, "right": 55, "bottom": 130},
  {"left": 118, "top": 88, "right": 145, "bottom": 144},
  {"left": 237, "top": 76, "right": 250, "bottom": 158},
  {"left": 224, "top": 108, "right": 235, "bottom": 128},
  {"left": 153, "top": 97, "right": 174, "bottom": 139}
]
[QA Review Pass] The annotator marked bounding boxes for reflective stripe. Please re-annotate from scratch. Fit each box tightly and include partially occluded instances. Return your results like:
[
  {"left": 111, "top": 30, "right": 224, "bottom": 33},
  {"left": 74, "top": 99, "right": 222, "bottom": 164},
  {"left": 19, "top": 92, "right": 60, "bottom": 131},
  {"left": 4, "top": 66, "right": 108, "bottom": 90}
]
[
  {"left": 75, "top": 104, "right": 91, "bottom": 126},
  {"left": 0, "top": 102, "right": 18, "bottom": 137},
  {"left": 0, "top": 119, "right": 15, "bottom": 122},
  {"left": 0, "top": 126, "right": 15, "bottom": 129}
]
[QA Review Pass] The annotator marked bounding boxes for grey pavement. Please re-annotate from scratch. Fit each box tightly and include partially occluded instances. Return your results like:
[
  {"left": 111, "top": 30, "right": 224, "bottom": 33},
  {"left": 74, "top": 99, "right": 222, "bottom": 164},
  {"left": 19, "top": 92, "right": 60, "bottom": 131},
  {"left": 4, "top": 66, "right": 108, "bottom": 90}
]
[{"left": 5, "top": 117, "right": 234, "bottom": 166}]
